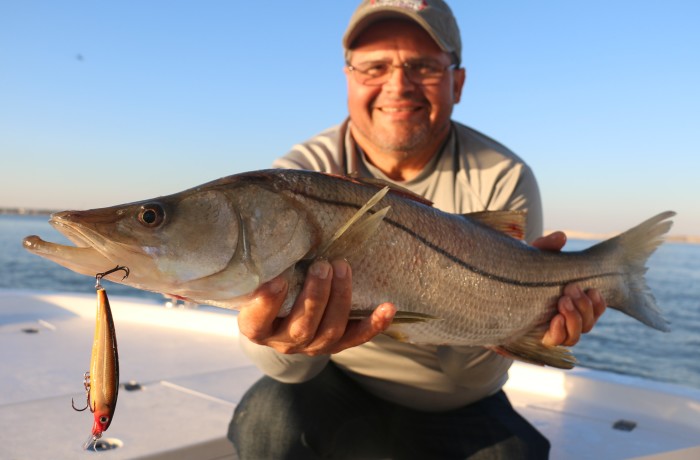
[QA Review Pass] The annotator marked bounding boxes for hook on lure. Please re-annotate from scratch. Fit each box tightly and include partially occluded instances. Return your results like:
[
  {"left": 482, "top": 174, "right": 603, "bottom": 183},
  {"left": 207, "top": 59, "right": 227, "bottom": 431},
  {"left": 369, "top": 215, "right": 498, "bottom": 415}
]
[
  {"left": 95, "top": 265, "right": 130, "bottom": 289},
  {"left": 71, "top": 372, "right": 92, "bottom": 412}
]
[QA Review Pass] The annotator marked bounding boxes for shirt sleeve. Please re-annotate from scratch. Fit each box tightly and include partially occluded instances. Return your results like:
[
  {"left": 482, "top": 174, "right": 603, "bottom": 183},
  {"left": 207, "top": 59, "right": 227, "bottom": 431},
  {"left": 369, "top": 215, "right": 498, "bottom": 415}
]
[
  {"left": 239, "top": 336, "right": 331, "bottom": 383},
  {"left": 272, "top": 122, "right": 347, "bottom": 174},
  {"left": 455, "top": 123, "right": 544, "bottom": 243},
  {"left": 505, "top": 162, "right": 543, "bottom": 244}
]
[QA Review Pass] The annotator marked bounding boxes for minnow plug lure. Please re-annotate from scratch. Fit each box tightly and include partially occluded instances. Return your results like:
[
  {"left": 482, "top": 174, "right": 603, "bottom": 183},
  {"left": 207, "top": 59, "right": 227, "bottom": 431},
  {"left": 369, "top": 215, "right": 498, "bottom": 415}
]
[{"left": 72, "top": 266, "right": 127, "bottom": 450}]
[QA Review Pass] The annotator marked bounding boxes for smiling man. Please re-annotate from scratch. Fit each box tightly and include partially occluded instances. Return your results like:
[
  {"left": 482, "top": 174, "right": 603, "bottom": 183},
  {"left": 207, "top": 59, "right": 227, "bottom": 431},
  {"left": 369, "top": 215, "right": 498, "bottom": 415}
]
[
  {"left": 344, "top": 19, "right": 465, "bottom": 181},
  {"left": 228, "top": 1, "right": 606, "bottom": 458}
]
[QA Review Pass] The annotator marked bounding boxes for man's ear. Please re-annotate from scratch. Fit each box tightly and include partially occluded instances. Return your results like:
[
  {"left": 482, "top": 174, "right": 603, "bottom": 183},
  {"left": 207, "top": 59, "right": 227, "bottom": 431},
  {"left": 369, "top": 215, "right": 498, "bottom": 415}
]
[{"left": 453, "top": 67, "right": 466, "bottom": 103}]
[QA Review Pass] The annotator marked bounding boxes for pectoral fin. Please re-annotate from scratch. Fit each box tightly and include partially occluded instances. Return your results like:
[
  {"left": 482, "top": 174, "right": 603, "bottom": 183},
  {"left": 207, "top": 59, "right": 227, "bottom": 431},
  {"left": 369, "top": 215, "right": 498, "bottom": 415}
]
[
  {"left": 489, "top": 329, "right": 576, "bottom": 369},
  {"left": 318, "top": 187, "right": 391, "bottom": 260}
]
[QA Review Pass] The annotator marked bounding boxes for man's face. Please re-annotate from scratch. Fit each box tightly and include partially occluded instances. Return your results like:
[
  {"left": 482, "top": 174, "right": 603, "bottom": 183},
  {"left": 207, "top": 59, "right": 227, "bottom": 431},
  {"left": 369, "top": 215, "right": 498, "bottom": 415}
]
[{"left": 345, "top": 20, "right": 465, "bottom": 161}]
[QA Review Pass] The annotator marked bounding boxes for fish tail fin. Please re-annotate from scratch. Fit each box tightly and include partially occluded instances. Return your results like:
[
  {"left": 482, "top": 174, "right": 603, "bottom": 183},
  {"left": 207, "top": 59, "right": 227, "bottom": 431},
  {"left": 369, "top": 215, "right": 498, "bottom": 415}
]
[
  {"left": 590, "top": 211, "right": 674, "bottom": 332},
  {"left": 491, "top": 328, "right": 576, "bottom": 369}
]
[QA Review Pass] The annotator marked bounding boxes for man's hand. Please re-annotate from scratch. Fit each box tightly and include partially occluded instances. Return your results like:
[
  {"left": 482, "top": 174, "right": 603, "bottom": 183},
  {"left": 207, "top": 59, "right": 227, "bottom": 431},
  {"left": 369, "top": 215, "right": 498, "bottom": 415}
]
[
  {"left": 237, "top": 259, "right": 396, "bottom": 356},
  {"left": 532, "top": 231, "right": 607, "bottom": 347}
]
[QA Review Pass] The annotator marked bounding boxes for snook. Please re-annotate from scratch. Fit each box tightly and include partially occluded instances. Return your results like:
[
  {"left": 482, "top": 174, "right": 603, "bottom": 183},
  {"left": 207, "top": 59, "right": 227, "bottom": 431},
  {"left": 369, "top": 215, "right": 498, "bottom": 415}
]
[{"left": 23, "top": 169, "right": 674, "bottom": 368}]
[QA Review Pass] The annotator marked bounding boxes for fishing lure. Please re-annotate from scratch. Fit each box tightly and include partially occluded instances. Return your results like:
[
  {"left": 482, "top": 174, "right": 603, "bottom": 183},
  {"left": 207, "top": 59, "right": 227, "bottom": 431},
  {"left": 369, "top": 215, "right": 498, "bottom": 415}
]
[{"left": 72, "top": 266, "right": 128, "bottom": 449}]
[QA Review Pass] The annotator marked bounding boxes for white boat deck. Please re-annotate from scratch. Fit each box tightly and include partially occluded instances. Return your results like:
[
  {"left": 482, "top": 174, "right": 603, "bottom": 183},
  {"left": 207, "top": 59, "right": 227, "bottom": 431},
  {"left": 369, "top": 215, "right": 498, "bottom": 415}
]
[{"left": 1, "top": 290, "right": 699, "bottom": 459}]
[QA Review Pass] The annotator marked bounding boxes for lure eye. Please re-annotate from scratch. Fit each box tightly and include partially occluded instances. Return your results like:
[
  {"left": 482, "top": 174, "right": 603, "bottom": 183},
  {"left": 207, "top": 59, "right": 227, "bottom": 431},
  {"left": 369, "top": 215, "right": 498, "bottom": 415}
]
[
  {"left": 99, "top": 415, "right": 110, "bottom": 424},
  {"left": 138, "top": 203, "right": 165, "bottom": 227}
]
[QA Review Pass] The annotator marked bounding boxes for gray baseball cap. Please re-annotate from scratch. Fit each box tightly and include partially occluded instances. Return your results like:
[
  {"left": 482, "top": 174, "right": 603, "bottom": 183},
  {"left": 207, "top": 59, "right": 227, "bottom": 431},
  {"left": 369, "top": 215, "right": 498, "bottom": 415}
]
[{"left": 343, "top": 0, "right": 462, "bottom": 66}]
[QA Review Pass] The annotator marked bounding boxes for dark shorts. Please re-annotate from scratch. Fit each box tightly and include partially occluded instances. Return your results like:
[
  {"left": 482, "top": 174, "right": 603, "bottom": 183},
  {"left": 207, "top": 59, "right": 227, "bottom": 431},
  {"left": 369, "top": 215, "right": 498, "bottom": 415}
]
[{"left": 228, "top": 362, "right": 549, "bottom": 459}]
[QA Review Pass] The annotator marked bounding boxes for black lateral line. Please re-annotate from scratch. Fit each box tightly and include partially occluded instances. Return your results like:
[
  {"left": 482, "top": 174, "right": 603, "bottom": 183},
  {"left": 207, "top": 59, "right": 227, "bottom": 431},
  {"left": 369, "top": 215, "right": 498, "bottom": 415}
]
[{"left": 301, "top": 193, "right": 623, "bottom": 288}]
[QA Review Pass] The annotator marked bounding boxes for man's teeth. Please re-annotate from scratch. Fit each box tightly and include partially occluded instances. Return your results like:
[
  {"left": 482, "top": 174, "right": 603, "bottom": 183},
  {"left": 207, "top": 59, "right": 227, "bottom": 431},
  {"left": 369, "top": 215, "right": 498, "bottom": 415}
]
[{"left": 381, "top": 107, "right": 418, "bottom": 112}]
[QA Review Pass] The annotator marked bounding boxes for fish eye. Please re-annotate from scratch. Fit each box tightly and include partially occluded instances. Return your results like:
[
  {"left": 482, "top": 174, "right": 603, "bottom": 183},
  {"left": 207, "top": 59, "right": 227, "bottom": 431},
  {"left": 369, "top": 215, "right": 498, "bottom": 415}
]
[
  {"left": 100, "top": 415, "right": 110, "bottom": 424},
  {"left": 138, "top": 203, "right": 165, "bottom": 227}
]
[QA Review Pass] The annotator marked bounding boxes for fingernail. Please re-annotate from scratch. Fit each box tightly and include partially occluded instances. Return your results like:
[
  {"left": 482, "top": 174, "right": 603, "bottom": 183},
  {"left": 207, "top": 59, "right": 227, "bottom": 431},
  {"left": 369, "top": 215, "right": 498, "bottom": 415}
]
[
  {"left": 565, "top": 284, "right": 582, "bottom": 299},
  {"left": 561, "top": 297, "right": 575, "bottom": 312},
  {"left": 269, "top": 277, "right": 286, "bottom": 295},
  {"left": 310, "top": 260, "right": 331, "bottom": 280},
  {"left": 332, "top": 260, "right": 349, "bottom": 279},
  {"left": 379, "top": 303, "right": 396, "bottom": 321}
]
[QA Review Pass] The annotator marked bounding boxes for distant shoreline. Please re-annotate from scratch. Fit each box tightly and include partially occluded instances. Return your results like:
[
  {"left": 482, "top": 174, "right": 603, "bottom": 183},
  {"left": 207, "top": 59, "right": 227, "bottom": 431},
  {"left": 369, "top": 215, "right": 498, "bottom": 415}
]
[
  {"left": 2, "top": 208, "right": 697, "bottom": 245},
  {"left": 0, "top": 208, "right": 55, "bottom": 216}
]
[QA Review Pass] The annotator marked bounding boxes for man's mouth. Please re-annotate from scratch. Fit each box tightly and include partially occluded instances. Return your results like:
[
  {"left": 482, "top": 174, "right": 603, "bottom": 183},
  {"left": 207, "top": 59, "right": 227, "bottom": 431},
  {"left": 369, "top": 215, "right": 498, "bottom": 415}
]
[{"left": 378, "top": 106, "right": 421, "bottom": 113}]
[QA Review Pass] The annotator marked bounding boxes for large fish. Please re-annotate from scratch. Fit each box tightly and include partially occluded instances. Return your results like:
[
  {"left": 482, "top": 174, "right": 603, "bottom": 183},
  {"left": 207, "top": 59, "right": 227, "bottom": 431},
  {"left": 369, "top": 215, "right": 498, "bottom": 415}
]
[{"left": 23, "top": 169, "right": 673, "bottom": 369}]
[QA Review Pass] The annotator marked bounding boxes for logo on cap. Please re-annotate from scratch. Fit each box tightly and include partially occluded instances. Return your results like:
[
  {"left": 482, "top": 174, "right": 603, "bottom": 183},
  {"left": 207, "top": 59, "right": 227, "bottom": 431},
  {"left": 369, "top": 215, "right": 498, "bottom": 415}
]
[{"left": 370, "top": 0, "right": 427, "bottom": 11}]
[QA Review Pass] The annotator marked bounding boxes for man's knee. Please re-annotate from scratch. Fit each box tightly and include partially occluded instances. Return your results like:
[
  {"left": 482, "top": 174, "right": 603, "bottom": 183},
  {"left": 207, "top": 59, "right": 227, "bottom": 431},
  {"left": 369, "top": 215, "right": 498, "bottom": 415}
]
[{"left": 228, "top": 376, "right": 302, "bottom": 457}]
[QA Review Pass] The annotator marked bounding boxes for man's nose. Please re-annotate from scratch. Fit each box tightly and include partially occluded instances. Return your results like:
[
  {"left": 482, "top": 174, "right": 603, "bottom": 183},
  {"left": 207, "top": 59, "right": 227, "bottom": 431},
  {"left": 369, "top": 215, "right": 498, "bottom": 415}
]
[{"left": 383, "top": 64, "right": 417, "bottom": 92}]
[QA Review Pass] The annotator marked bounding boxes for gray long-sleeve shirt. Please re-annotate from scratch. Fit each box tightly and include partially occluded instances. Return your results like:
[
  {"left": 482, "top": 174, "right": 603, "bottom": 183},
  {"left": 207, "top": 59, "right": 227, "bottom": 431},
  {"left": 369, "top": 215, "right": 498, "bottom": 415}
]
[{"left": 241, "top": 119, "right": 543, "bottom": 411}]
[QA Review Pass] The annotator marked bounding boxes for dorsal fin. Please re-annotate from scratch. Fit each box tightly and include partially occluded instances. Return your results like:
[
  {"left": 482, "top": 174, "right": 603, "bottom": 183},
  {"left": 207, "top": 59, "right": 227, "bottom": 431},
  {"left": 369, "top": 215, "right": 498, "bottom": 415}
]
[{"left": 466, "top": 210, "right": 527, "bottom": 240}]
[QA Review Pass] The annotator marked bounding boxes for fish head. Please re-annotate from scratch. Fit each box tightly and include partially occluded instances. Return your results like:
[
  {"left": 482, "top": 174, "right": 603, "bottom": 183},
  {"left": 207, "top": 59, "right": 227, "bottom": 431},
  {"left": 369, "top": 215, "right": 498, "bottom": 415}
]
[
  {"left": 91, "top": 409, "right": 112, "bottom": 437},
  {"left": 23, "top": 186, "right": 263, "bottom": 302}
]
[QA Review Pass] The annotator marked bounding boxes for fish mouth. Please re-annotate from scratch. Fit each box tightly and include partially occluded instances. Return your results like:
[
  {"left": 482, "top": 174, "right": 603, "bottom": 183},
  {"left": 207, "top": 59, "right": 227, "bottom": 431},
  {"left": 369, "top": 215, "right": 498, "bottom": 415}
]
[
  {"left": 22, "top": 234, "right": 114, "bottom": 278},
  {"left": 51, "top": 211, "right": 106, "bottom": 248},
  {"left": 22, "top": 211, "right": 127, "bottom": 279}
]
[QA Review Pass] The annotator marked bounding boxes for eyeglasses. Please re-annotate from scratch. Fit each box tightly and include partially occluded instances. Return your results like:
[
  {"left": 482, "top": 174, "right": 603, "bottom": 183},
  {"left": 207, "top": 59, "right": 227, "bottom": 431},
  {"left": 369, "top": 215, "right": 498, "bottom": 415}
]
[{"left": 346, "top": 60, "right": 457, "bottom": 86}]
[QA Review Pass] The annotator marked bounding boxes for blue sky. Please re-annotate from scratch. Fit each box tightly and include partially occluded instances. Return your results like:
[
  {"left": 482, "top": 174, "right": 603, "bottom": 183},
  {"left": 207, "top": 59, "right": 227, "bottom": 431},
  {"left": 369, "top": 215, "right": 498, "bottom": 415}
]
[{"left": 1, "top": 1, "right": 698, "bottom": 236}]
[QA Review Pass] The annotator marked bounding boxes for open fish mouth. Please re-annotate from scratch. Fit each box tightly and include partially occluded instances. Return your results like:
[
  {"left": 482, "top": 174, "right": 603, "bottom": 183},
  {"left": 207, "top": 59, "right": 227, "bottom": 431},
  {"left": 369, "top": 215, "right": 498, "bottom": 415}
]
[
  {"left": 23, "top": 234, "right": 114, "bottom": 277},
  {"left": 22, "top": 214, "right": 117, "bottom": 277}
]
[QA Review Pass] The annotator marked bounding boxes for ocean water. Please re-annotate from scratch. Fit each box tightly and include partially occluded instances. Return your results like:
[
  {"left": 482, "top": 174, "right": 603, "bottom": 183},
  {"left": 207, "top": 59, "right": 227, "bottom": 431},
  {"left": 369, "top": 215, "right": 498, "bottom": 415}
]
[{"left": 2, "top": 214, "right": 699, "bottom": 390}]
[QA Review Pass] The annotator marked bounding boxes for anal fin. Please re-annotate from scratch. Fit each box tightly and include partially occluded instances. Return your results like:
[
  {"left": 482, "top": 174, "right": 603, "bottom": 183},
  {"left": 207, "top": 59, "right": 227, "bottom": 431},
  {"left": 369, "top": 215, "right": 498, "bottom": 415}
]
[{"left": 490, "top": 329, "right": 576, "bottom": 369}]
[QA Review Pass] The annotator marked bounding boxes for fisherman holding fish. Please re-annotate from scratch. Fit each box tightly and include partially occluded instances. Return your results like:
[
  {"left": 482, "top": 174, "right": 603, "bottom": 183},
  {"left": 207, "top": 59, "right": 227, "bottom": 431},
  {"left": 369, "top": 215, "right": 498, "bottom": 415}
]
[
  {"left": 21, "top": 0, "right": 671, "bottom": 456},
  {"left": 230, "top": 1, "right": 606, "bottom": 458}
]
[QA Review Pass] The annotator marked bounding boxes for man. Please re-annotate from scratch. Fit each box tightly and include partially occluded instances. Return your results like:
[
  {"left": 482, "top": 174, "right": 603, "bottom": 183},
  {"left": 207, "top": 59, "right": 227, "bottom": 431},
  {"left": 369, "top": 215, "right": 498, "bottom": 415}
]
[{"left": 229, "top": 1, "right": 606, "bottom": 458}]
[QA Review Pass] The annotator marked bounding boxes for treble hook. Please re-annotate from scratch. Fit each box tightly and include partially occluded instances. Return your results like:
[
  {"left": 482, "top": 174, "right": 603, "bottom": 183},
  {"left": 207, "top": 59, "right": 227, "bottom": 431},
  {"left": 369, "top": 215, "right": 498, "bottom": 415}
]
[
  {"left": 72, "top": 372, "right": 91, "bottom": 411},
  {"left": 72, "top": 398, "right": 89, "bottom": 412},
  {"left": 95, "top": 266, "right": 130, "bottom": 289}
]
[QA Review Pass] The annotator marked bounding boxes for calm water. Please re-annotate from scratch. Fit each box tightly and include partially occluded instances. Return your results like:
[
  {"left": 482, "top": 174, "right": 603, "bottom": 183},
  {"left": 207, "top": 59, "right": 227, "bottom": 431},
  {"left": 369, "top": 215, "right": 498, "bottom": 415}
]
[{"left": 2, "top": 214, "right": 699, "bottom": 390}]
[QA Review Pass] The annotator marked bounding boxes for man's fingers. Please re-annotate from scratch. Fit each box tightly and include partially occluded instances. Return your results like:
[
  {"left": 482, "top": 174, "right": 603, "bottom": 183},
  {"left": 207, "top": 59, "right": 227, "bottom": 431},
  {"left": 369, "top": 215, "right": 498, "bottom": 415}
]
[
  {"left": 328, "top": 303, "right": 396, "bottom": 354},
  {"left": 302, "top": 260, "right": 354, "bottom": 355},
  {"left": 237, "top": 277, "right": 288, "bottom": 343},
  {"left": 532, "top": 231, "right": 567, "bottom": 252},
  {"left": 542, "top": 284, "right": 608, "bottom": 348},
  {"left": 564, "top": 284, "right": 595, "bottom": 334},
  {"left": 558, "top": 296, "right": 582, "bottom": 346},
  {"left": 542, "top": 314, "right": 566, "bottom": 347},
  {"left": 281, "top": 259, "right": 334, "bottom": 348},
  {"left": 587, "top": 287, "right": 607, "bottom": 326}
]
